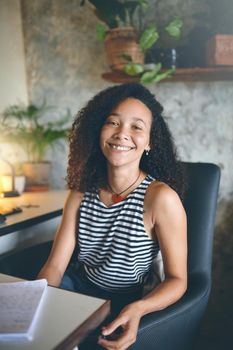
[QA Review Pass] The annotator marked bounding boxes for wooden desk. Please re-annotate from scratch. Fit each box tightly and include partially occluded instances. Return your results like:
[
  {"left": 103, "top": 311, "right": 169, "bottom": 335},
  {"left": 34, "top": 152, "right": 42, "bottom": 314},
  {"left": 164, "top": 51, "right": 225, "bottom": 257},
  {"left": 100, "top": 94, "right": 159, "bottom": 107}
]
[
  {"left": 0, "top": 274, "right": 110, "bottom": 350},
  {"left": 0, "top": 191, "right": 67, "bottom": 237}
]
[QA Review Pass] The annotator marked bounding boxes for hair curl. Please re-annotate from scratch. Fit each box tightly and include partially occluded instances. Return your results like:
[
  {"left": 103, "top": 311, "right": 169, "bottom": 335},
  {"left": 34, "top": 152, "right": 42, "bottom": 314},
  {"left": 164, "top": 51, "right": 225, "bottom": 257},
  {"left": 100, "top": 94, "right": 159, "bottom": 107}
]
[{"left": 67, "top": 83, "right": 185, "bottom": 199}]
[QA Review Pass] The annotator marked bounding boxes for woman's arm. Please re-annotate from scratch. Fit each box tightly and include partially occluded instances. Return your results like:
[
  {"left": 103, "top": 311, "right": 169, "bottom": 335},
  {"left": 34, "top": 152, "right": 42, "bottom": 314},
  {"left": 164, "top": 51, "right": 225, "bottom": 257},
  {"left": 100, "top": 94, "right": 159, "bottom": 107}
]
[
  {"left": 98, "top": 184, "right": 187, "bottom": 350},
  {"left": 37, "top": 190, "right": 84, "bottom": 287},
  {"left": 138, "top": 183, "right": 187, "bottom": 312}
]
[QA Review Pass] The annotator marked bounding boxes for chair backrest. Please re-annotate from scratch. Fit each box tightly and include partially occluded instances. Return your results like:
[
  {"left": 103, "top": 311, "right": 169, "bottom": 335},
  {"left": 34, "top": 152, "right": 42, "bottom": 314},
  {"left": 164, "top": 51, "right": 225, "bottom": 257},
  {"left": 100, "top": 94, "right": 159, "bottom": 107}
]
[{"left": 182, "top": 162, "right": 220, "bottom": 277}]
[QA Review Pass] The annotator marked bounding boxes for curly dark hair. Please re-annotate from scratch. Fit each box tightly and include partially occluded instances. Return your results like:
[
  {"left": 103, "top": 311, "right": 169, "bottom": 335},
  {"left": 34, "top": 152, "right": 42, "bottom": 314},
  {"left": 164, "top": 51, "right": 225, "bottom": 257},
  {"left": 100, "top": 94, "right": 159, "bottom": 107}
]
[{"left": 67, "top": 83, "right": 185, "bottom": 199}]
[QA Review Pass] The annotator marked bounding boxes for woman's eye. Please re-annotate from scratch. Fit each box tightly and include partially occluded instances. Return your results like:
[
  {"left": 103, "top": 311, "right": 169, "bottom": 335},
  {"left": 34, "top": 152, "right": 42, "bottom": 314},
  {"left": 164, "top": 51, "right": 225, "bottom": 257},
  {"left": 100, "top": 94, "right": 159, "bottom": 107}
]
[
  {"left": 132, "top": 125, "right": 143, "bottom": 130},
  {"left": 106, "top": 120, "right": 118, "bottom": 126}
]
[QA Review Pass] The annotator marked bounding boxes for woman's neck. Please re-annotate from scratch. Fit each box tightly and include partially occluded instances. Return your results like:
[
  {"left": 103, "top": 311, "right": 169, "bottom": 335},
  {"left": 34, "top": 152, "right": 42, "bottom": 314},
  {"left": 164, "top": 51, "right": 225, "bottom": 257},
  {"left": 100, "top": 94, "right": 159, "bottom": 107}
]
[
  {"left": 98, "top": 166, "right": 146, "bottom": 206},
  {"left": 107, "top": 166, "right": 144, "bottom": 194}
]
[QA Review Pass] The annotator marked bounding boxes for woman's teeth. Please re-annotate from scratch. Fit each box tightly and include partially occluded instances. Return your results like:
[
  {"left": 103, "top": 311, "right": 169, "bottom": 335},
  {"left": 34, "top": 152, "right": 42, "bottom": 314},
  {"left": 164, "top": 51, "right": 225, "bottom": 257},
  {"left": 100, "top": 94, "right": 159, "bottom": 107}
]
[{"left": 110, "top": 144, "right": 132, "bottom": 151}]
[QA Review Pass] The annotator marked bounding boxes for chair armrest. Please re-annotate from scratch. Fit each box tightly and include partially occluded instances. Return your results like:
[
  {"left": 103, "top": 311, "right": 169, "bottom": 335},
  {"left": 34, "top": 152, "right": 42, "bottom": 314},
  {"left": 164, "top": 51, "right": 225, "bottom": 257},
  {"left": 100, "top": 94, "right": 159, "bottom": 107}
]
[
  {"left": 139, "top": 272, "right": 210, "bottom": 330},
  {"left": 131, "top": 273, "right": 211, "bottom": 350}
]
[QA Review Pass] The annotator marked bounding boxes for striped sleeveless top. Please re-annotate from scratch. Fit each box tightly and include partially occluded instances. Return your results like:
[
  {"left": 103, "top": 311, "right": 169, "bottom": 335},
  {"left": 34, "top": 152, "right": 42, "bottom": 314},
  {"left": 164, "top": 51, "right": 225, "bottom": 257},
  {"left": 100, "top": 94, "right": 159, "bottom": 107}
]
[{"left": 77, "top": 175, "right": 160, "bottom": 292}]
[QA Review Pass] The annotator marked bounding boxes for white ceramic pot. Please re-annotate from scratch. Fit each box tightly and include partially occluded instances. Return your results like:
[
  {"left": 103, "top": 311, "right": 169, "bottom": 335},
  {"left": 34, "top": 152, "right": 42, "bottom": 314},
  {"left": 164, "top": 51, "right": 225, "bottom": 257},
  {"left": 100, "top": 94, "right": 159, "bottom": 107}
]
[{"left": 14, "top": 175, "right": 26, "bottom": 194}]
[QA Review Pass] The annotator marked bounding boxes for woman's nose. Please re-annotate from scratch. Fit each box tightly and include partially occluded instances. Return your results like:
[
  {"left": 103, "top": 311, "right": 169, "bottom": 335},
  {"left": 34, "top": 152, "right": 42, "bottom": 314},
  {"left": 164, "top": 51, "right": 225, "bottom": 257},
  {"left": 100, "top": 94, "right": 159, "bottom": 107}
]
[{"left": 113, "top": 126, "right": 129, "bottom": 140}]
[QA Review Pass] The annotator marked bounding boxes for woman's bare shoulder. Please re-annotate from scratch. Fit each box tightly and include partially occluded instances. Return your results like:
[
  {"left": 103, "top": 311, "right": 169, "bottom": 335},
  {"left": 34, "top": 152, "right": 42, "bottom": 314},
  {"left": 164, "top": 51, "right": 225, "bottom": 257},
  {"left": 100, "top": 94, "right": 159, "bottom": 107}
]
[
  {"left": 64, "top": 190, "right": 85, "bottom": 211},
  {"left": 145, "top": 180, "right": 184, "bottom": 217},
  {"left": 147, "top": 180, "right": 179, "bottom": 200},
  {"left": 67, "top": 189, "right": 84, "bottom": 200}
]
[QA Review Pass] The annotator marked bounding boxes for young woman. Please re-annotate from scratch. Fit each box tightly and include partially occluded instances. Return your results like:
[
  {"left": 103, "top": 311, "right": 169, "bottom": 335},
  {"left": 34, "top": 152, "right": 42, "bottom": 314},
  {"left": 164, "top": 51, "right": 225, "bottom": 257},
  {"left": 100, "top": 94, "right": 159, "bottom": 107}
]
[{"left": 38, "top": 83, "right": 187, "bottom": 350}]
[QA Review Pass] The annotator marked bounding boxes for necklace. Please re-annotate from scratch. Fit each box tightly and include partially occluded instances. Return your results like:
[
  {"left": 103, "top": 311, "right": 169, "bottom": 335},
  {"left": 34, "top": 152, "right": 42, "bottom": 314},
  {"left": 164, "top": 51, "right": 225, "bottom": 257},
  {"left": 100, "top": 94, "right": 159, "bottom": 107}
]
[{"left": 108, "top": 171, "right": 141, "bottom": 204}]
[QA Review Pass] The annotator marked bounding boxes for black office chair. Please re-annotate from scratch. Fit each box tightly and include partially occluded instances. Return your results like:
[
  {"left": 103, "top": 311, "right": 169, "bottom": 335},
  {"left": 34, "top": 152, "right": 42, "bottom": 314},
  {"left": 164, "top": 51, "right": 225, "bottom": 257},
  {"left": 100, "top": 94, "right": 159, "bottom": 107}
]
[
  {"left": 129, "top": 162, "right": 220, "bottom": 350},
  {"left": 0, "top": 162, "right": 220, "bottom": 350}
]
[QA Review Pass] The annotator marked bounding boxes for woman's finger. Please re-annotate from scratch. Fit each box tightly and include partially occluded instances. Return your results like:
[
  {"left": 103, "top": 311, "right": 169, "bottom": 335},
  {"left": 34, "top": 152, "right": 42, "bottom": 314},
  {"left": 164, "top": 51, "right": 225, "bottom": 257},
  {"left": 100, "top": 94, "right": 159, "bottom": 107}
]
[{"left": 101, "top": 315, "right": 126, "bottom": 336}]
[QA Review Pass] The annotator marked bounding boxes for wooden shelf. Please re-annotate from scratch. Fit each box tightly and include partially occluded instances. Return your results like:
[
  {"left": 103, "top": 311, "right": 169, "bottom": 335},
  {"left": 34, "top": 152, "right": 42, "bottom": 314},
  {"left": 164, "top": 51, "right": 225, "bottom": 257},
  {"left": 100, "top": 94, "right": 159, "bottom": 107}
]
[{"left": 102, "top": 67, "right": 233, "bottom": 83}]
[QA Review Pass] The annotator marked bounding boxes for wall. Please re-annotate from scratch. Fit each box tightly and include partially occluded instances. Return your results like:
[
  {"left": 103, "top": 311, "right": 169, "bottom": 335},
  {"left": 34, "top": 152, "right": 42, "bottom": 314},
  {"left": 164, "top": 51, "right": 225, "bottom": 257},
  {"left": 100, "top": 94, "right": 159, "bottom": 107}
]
[
  {"left": 20, "top": 0, "right": 233, "bottom": 197},
  {"left": 0, "top": 0, "right": 28, "bottom": 111},
  {"left": 1, "top": 0, "right": 233, "bottom": 347},
  {"left": 0, "top": 0, "right": 28, "bottom": 176}
]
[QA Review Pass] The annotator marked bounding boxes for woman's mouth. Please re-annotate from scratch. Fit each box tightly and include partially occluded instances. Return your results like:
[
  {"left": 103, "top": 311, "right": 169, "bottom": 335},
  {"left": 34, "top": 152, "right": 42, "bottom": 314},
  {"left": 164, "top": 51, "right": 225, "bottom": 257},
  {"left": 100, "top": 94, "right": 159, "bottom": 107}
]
[{"left": 108, "top": 143, "right": 135, "bottom": 151}]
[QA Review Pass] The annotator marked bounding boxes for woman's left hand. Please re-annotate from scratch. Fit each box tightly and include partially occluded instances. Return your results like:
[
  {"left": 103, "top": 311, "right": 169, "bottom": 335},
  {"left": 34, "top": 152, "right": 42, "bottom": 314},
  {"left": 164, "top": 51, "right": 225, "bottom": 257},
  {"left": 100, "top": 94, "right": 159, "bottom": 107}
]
[{"left": 98, "top": 302, "right": 141, "bottom": 350}]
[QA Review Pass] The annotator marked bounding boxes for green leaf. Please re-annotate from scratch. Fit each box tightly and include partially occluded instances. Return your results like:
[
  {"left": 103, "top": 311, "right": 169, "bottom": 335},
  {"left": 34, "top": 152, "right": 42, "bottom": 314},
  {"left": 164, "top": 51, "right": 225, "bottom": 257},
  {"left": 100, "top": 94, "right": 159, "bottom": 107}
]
[
  {"left": 121, "top": 53, "right": 133, "bottom": 62},
  {"left": 153, "top": 68, "right": 176, "bottom": 84},
  {"left": 124, "top": 63, "right": 144, "bottom": 76},
  {"left": 96, "top": 22, "right": 107, "bottom": 41},
  {"left": 0, "top": 102, "right": 70, "bottom": 161},
  {"left": 140, "top": 63, "right": 162, "bottom": 83},
  {"left": 138, "top": 0, "right": 148, "bottom": 10},
  {"left": 165, "top": 18, "right": 183, "bottom": 39},
  {"left": 139, "top": 26, "right": 159, "bottom": 51}
]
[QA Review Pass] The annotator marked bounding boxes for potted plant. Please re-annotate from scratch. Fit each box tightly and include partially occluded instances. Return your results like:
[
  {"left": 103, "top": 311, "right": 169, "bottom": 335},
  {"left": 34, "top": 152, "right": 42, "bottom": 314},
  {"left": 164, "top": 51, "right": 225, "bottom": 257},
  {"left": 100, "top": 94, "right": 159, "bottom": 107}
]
[
  {"left": 0, "top": 102, "right": 70, "bottom": 191},
  {"left": 80, "top": 0, "right": 183, "bottom": 83}
]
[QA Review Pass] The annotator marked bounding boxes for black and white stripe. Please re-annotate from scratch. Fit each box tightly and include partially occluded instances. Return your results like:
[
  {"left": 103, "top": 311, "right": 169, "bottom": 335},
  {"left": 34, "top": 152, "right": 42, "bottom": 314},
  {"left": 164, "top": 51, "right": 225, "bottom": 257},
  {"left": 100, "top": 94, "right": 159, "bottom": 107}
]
[{"left": 77, "top": 175, "right": 159, "bottom": 292}]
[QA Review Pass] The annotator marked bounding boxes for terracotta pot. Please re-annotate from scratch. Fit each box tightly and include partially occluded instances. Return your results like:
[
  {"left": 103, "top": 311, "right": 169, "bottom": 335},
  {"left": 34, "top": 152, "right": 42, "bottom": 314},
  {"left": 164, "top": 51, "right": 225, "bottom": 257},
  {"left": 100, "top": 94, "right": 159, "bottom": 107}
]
[
  {"left": 104, "top": 27, "right": 144, "bottom": 71},
  {"left": 22, "top": 161, "right": 52, "bottom": 191}
]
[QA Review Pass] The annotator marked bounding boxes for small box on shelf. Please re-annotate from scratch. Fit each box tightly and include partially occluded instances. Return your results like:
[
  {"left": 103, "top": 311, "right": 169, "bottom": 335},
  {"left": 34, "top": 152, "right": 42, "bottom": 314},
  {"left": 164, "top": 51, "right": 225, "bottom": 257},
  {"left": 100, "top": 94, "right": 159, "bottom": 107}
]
[{"left": 206, "top": 35, "right": 233, "bottom": 66}]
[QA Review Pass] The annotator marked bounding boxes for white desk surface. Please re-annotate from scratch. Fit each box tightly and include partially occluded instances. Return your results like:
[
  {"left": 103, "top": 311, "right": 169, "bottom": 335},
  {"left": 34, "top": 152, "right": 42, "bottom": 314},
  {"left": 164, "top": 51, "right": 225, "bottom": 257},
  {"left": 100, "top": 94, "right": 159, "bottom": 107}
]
[
  {"left": 0, "top": 191, "right": 68, "bottom": 236},
  {"left": 0, "top": 274, "right": 108, "bottom": 350}
]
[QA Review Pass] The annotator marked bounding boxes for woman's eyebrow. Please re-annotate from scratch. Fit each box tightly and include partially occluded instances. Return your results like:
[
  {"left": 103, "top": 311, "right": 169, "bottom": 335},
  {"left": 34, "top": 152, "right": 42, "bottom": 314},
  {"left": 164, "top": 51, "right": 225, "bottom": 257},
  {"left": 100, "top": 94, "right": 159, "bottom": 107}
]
[
  {"left": 133, "top": 118, "right": 146, "bottom": 125},
  {"left": 109, "top": 113, "right": 146, "bottom": 125},
  {"left": 109, "top": 112, "right": 120, "bottom": 117}
]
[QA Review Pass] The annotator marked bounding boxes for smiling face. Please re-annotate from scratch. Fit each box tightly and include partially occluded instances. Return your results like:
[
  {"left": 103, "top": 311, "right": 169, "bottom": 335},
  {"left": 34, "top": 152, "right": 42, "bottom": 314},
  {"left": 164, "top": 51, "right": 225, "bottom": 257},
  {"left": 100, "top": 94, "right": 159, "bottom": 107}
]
[{"left": 100, "top": 98, "right": 152, "bottom": 170}]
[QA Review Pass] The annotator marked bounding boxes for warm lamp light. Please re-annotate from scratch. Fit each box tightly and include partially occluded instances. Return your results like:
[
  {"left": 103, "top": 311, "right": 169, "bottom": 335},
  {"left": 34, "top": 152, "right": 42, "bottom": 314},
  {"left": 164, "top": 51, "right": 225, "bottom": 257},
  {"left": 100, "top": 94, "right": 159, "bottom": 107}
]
[
  {"left": 0, "top": 157, "right": 19, "bottom": 197},
  {"left": 1, "top": 175, "right": 13, "bottom": 192}
]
